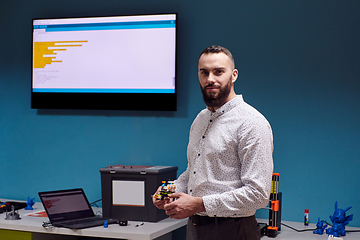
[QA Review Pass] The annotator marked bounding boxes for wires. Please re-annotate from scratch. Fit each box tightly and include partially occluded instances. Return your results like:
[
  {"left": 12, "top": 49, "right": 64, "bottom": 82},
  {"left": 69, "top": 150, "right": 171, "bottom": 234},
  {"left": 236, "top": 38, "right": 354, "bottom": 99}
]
[
  {"left": 90, "top": 199, "right": 103, "bottom": 216},
  {"left": 281, "top": 222, "right": 360, "bottom": 233},
  {"left": 90, "top": 199, "right": 102, "bottom": 208},
  {"left": 281, "top": 222, "right": 316, "bottom": 232},
  {"left": 345, "top": 230, "right": 360, "bottom": 232},
  {"left": 42, "top": 221, "right": 54, "bottom": 229}
]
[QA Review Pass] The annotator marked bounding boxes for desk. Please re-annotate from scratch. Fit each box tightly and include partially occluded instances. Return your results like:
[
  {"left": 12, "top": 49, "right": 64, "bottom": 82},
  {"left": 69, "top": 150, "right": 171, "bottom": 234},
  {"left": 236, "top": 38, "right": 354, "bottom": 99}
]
[
  {"left": 258, "top": 218, "right": 360, "bottom": 240},
  {"left": 1, "top": 201, "right": 359, "bottom": 240},
  {"left": 0, "top": 199, "right": 187, "bottom": 240}
]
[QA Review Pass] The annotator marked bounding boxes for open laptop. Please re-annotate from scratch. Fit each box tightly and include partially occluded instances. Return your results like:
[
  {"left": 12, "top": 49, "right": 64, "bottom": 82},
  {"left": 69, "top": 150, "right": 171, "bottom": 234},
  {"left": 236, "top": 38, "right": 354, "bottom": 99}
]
[{"left": 38, "top": 188, "right": 118, "bottom": 229}]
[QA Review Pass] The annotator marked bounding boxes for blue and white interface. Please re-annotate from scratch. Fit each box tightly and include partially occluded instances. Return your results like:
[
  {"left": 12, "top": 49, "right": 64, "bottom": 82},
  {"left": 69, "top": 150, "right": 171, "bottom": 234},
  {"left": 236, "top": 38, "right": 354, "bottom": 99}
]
[{"left": 32, "top": 14, "right": 176, "bottom": 94}]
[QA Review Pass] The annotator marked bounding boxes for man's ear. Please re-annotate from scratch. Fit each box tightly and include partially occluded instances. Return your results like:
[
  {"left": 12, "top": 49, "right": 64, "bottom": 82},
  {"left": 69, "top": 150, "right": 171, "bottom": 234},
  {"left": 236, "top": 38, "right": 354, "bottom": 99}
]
[{"left": 232, "top": 69, "right": 238, "bottom": 83}]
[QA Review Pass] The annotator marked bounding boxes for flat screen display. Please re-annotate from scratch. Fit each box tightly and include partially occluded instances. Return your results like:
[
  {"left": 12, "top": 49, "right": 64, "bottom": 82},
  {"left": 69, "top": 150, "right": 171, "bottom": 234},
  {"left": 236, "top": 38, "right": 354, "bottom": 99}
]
[{"left": 32, "top": 13, "right": 177, "bottom": 111}]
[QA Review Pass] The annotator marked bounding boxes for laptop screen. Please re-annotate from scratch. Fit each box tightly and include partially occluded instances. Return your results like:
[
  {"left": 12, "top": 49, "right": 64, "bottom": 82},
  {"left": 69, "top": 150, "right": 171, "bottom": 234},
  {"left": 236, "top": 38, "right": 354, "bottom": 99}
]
[{"left": 39, "top": 188, "right": 95, "bottom": 223}]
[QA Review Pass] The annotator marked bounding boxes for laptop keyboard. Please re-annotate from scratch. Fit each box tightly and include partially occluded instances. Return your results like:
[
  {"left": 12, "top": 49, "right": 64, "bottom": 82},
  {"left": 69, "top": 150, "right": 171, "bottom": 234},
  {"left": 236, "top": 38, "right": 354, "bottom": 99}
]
[{"left": 61, "top": 217, "right": 104, "bottom": 226}]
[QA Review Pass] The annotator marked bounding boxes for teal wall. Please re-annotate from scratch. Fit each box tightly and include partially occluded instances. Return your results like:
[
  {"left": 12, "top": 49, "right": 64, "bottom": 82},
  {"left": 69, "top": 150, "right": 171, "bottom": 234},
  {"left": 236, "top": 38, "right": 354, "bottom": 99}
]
[{"left": 1, "top": 0, "right": 359, "bottom": 227}]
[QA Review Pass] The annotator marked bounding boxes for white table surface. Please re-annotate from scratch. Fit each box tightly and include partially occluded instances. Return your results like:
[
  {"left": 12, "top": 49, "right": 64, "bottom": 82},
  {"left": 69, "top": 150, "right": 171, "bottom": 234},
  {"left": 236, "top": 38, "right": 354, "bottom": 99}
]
[
  {"left": 258, "top": 218, "right": 360, "bottom": 240},
  {"left": 0, "top": 199, "right": 187, "bottom": 240},
  {"left": 2, "top": 199, "right": 359, "bottom": 240}
]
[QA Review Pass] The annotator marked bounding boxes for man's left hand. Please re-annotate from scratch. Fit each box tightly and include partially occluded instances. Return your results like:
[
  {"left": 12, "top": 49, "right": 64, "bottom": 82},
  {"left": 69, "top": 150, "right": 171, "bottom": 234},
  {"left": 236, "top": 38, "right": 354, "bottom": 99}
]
[{"left": 163, "top": 192, "right": 205, "bottom": 219}]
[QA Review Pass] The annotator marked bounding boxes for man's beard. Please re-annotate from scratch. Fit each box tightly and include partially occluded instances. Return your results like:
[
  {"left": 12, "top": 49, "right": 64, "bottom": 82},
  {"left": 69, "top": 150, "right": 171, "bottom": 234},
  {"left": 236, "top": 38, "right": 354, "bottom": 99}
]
[{"left": 200, "top": 77, "right": 232, "bottom": 109}]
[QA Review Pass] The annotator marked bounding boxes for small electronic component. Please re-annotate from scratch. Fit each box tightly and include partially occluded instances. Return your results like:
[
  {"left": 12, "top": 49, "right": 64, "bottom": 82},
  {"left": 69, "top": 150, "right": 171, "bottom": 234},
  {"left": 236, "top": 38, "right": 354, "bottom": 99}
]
[
  {"left": 119, "top": 219, "right": 128, "bottom": 226},
  {"left": 154, "top": 181, "right": 176, "bottom": 200}
]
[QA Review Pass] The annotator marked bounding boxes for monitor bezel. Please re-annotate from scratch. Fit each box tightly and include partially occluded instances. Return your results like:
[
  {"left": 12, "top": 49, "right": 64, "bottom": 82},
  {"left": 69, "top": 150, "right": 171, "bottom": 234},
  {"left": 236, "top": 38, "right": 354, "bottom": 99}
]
[{"left": 31, "top": 13, "right": 177, "bottom": 111}]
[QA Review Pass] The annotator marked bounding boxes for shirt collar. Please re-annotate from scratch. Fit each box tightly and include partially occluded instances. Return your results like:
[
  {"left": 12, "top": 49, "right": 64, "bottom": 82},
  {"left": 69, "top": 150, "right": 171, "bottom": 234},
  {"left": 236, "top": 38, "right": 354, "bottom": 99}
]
[{"left": 208, "top": 95, "right": 244, "bottom": 118}]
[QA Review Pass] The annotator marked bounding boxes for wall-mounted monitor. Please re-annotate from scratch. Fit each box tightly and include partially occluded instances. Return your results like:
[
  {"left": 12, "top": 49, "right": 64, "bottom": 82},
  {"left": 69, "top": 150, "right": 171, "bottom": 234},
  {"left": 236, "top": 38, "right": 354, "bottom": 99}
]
[{"left": 32, "top": 13, "right": 177, "bottom": 111}]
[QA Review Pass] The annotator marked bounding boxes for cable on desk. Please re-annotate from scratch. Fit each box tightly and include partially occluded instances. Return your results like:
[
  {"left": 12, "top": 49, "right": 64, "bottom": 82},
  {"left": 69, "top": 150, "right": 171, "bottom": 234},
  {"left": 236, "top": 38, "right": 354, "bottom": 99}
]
[
  {"left": 95, "top": 210, "right": 103, "bottom": 216},
  {"left": 281, "top": 222, "right": 360, "bottom": 233},
  {"left": 89, "top": 199, "right": 103, "bottom": 216},
  {"left": 90, "top": 199, "right": 102, "bottom": 208},
  {"left": 42, "top": 221, "right": 54, "bottom": 229},
  {"left": 281, "top": 222, "right": 316, "bottom": 232}
]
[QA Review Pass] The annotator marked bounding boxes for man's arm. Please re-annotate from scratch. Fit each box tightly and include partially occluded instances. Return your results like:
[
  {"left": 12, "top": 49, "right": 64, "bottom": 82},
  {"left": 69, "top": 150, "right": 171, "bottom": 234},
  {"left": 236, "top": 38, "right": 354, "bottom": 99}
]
[{"left": 203, "top": 119, "right": 274, "bottom": 217}]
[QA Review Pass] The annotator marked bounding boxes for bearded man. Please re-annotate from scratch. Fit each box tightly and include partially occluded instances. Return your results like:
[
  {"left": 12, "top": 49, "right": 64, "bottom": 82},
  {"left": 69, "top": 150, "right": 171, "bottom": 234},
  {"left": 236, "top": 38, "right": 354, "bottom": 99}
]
[{"left": 153, "top": 45, "right": 274, "bottom": 240}]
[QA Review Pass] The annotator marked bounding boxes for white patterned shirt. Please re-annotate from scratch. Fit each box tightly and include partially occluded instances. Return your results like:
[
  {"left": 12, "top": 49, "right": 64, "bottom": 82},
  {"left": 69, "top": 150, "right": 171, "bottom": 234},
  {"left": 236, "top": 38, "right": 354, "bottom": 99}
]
[{"left": 175, "top": 95, "right": 274, "bottom": 217}]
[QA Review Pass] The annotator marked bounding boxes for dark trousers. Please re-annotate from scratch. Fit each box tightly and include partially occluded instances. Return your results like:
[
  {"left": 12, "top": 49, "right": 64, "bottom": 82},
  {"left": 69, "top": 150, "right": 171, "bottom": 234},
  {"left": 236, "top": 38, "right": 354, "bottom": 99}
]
[{"left": 187, "top": 215, "right": 261, "bottom": 240}]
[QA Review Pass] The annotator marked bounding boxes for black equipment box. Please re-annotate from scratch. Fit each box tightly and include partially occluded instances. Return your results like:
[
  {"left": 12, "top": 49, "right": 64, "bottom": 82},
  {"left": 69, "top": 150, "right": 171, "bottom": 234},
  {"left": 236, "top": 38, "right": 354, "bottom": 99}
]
[{"left": 100, "top": 165, "right": 178, "bottom": 222}]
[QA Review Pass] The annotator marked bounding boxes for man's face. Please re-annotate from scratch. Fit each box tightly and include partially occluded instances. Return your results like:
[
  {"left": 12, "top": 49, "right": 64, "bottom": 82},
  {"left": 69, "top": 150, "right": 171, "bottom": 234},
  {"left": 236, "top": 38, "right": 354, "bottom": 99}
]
[{"left": 198, "top": 52, "right": 238, "bottom": 109}]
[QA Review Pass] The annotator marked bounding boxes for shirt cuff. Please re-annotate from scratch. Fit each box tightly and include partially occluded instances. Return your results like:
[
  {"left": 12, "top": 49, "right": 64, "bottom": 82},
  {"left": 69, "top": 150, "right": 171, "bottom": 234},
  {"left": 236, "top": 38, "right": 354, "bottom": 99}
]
[{"left": 201, "top": 194, "right": 219, "bottom": 217}]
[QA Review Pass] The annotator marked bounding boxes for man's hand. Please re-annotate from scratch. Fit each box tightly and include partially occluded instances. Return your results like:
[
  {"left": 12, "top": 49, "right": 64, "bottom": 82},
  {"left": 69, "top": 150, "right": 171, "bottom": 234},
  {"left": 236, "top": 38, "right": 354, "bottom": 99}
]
[
  {"left": 152, "top": 186, "right": 171, "bottom": 210},
  {"left": 163, "top": 192, "right": 205, "bottom": 219}
]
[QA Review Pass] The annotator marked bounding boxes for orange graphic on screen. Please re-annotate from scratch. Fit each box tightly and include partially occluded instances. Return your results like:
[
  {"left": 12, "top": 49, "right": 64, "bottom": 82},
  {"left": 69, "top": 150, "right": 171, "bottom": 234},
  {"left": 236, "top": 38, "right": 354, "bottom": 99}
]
[{"left": 34, "top": 40, "right": 88, "bottom": 68}]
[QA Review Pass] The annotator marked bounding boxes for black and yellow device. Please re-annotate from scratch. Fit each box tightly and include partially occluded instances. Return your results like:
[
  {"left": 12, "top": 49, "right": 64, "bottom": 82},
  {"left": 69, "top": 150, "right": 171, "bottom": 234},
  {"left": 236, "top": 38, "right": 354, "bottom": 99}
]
[{"left": 261, "top": 173, "right": 282, "bottom": 238}]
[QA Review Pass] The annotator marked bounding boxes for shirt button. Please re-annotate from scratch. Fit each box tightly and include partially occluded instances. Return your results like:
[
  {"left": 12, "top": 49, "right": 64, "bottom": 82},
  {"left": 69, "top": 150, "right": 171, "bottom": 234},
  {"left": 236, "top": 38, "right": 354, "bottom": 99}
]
[
  {"left": 193, "top": 171, "right": 196, "bottom": 174},
  {"left": 202, "top": 136, "right": 205, "bottom": 139},
  {"left": 198, "top": 153, "right": 200, "bottom": 157}
]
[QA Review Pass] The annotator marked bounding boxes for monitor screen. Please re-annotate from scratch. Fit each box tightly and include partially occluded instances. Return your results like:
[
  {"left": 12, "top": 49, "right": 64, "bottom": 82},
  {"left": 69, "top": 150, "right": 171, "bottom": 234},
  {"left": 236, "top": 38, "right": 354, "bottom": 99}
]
[{"left": 32, "top": 13, "right": 177, "bottom": 111}]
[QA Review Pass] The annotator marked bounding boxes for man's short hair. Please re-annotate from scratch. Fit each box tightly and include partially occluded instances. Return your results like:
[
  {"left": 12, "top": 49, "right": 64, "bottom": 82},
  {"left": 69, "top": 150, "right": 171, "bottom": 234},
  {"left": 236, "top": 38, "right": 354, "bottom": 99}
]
[{"left": 199, "top": 45, "right": 235, "bottom": 68}]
